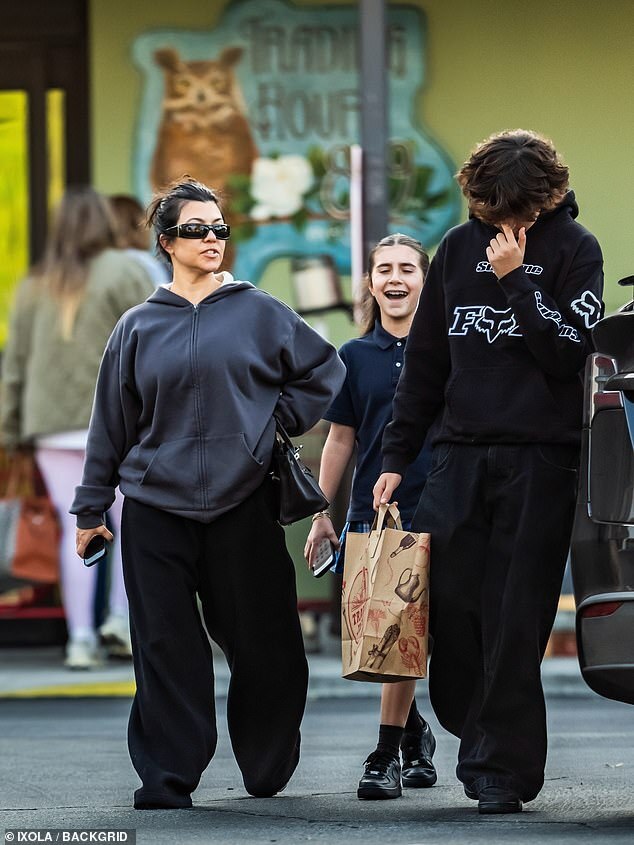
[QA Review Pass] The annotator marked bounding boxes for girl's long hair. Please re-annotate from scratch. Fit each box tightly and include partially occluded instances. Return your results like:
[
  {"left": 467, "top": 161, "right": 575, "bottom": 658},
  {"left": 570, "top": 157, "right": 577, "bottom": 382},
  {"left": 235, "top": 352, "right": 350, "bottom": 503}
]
[
  {"left": 34, "top": 187, "right": 117, "bottom": 339},
  {"left": 359, "top": 233, "right": 430, "bottom": 335}
]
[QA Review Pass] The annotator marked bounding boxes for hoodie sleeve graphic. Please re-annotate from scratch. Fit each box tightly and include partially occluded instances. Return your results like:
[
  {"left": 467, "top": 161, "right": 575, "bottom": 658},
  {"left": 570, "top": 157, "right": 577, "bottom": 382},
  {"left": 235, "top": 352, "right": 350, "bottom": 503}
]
[{"left": 498, "top": 232, "right": 604, "bottom": 380}]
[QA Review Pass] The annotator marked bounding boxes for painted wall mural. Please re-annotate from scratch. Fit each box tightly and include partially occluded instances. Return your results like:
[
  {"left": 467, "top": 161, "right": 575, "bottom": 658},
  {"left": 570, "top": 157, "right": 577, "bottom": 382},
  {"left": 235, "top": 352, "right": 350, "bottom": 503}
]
[{"left": 132, "top": 0, "right": 460, "bottom": 283}]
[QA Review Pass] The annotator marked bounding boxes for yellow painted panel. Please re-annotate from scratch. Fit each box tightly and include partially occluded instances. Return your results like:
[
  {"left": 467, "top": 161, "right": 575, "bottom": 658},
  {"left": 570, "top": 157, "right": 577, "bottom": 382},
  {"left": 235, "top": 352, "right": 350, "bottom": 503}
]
[
  {"left": 0, "top": 91, "right": 29, "bottom": 348},
  {"left": 47, "top": 89, "right": 66, "bottom": 212}
]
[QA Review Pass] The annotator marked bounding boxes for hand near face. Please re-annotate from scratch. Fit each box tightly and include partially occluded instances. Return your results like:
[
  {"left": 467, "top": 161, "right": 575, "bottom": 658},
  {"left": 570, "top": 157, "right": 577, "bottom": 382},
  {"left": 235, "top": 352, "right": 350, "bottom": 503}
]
[{"left": 486, "top": 224, "right": 526, "bottom": 280}]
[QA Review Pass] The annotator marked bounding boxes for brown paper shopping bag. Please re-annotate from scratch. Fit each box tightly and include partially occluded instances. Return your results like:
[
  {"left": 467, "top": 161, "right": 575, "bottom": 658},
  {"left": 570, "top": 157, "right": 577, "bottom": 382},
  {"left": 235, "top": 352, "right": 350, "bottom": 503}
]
[{"left": 341, "top": 503, "right": 430, "bottom": 683}]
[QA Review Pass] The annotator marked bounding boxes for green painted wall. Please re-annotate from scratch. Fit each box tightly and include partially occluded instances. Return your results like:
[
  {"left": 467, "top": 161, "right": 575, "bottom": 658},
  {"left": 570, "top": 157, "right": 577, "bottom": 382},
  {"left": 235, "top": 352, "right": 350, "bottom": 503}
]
[{"left": 90, "top": 0, "right": 634, "bottom": 313}]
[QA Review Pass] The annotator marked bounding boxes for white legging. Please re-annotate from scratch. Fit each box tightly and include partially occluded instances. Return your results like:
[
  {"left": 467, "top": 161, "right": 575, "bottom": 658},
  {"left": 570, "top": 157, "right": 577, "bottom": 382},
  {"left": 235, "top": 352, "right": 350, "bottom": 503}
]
[{"left": 36, "top": 448, "right": 126, "bottom": 640}]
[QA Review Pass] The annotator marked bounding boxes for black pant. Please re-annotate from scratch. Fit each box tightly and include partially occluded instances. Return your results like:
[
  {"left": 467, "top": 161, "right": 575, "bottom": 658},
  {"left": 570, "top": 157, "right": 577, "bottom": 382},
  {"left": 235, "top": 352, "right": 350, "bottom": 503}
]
[
  {"left": 120, "top": 480, "right": 308, "bottom": 807},
  {"left": 412, "top": 443, "right": 578, "bottom": 802}
]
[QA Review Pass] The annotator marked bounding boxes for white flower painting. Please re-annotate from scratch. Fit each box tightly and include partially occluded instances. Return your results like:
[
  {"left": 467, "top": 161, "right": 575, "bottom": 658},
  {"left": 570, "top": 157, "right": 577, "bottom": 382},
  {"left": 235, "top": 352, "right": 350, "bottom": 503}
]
[{"left": 250, "top": 155, "right": 314, "bottom": 220}]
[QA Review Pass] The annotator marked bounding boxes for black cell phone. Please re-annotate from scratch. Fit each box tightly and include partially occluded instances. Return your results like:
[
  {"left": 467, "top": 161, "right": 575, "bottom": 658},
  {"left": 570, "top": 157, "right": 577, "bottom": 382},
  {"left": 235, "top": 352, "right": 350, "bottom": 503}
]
[
  {"left": 311, "top": 538, "right": 335, "bottom": 578},
  {"left": 83, "top": 535, "right": 109, "bottom": 568}
]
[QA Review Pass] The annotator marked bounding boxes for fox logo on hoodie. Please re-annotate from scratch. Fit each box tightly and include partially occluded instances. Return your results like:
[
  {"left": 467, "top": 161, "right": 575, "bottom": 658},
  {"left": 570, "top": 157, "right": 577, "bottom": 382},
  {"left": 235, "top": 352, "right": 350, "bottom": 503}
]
[{"left": 448, "top": 305, "right": 523, "bottom": 344}]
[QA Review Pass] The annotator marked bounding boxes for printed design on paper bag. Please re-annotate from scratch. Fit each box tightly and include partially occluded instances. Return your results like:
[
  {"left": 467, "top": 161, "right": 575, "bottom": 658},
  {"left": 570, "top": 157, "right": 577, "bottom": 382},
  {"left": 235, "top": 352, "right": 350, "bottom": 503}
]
[
  {"left": 570, "top": 290, "right": 602, "bottom": 329},
  {"left": 367, "top": 606, "right": 387, "bottom": 638},
  {"left": 398, "top": 635, "right": 423, "bottom": 674},
  {"left": 395, "top": 567, "right": 426, "bottom": 603},
  {"left": 346, "top": 566, "right": 369, "bottom": 644},
  {"left": 389, "top": 533, "right": 416, "bottom": 558},
  {"left": 534, "top": 291, "right": 581, "bottom": 343},
  {"left": 365, "top": 623, "right": 400, "bottom": 669},
  {"left": 406, "top": 605, "right": 427, "bottom": 637}
]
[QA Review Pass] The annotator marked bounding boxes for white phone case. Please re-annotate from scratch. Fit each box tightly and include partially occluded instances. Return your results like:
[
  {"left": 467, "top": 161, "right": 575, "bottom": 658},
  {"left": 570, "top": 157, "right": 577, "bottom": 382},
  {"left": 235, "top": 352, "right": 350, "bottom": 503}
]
[{"left": 312, "top": 538, "right": 335, "bottom": 577}]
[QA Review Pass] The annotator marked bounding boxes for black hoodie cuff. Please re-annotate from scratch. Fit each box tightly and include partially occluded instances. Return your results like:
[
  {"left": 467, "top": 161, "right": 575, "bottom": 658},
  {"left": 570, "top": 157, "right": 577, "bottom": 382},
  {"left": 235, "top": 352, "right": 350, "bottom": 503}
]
[
  {"left": 381, "top": 455, "right": 408, "bottom": 477},
  {"left": 76, "top": 513, "right": 105, "bottom": 530}
]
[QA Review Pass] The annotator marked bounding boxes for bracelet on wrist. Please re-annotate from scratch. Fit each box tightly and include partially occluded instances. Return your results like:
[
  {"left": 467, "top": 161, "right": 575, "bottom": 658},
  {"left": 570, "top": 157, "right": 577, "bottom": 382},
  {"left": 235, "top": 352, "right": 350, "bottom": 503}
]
[{"left": 311, "top": 510, "right": 332, "bottom": 522}]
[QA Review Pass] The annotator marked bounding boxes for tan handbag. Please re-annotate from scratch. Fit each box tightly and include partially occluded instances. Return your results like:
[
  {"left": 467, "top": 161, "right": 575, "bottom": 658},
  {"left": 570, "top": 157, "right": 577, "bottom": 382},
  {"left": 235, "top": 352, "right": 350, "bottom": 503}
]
[{"left": 0, "top": 451, "right": 60, "bottom": 586}]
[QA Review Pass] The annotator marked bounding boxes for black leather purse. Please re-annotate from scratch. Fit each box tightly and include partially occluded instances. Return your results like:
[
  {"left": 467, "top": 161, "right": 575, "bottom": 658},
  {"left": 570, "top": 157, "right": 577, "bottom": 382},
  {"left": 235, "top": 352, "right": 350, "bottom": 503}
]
[{"left": 272, "top": 419, "right": 329, "bottom": 525}]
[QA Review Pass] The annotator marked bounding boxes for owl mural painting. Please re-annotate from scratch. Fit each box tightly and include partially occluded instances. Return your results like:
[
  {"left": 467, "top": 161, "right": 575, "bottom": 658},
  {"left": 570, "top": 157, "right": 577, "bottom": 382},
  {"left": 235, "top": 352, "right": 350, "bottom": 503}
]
[
  {"left": 150, "top": 45, "right": 258, "bottom": 267},
  {"left": 133, "top": 0, "right": 460, "bottom": 282}
]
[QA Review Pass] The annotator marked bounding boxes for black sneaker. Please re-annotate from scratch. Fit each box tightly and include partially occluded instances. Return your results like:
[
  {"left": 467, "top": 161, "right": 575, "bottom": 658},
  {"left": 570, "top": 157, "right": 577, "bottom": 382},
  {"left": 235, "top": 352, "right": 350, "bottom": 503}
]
[
  {"left": 478, "top": 785, "right": 522, "bottom": 814},
  {"left": 401, "top": 718, "right": 437, "bottom": 788},
  {"left": 357, "top": 750, "right": 402, "bottom": 800}
]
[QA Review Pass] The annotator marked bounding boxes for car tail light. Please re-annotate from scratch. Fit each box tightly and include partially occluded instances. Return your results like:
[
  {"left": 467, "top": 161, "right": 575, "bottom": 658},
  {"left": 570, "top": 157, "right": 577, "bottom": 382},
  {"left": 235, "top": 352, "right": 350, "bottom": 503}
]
[
  {"left": 584, "top": 354, "right": 621, "bottom": 424},
  {"left": 581, "top": 601, "right": 623, "bottom": 618}
]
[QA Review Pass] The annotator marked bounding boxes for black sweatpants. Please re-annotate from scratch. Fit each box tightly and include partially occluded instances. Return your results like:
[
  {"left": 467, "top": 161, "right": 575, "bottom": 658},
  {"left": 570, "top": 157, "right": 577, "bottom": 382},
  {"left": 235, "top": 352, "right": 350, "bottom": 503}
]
[
  {"left": 412, "top": 443, "right": 578, "bottom": 802},
  {"left": 120, "top": 480, "right": 308, "bottom": 808}
]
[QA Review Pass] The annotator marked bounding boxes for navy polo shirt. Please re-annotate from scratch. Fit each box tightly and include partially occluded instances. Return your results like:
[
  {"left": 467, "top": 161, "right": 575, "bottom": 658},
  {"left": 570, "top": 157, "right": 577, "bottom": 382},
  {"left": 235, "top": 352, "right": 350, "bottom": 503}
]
[{"left": 325, "top": 321, "right": 432, "bottom": 523}]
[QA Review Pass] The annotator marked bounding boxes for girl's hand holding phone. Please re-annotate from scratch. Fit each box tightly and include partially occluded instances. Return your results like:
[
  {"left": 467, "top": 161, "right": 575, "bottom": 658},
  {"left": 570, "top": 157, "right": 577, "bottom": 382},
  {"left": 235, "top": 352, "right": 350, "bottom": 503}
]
[{"left": 304, "top": 514, "right": 339, "bottom": 575}]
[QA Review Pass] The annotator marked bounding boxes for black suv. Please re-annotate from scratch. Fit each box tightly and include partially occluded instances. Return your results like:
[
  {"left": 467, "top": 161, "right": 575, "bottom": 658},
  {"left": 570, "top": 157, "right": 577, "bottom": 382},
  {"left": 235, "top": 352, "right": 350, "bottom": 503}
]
[{"left": 570, "top": 276, "right": 634, "bottom": 704}]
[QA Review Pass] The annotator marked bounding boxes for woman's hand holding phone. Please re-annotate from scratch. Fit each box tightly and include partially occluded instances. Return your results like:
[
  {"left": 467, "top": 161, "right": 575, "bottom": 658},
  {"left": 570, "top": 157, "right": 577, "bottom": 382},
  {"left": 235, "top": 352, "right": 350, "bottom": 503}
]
[{"left": 76, "top": 524, "right": 114, "bottom": 565}]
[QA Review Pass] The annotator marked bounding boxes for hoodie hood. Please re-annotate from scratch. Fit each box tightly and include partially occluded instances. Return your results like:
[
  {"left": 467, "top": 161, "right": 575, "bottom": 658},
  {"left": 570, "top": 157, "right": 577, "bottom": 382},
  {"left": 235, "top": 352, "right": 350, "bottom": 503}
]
[
  {"left": 533, "top": 189, "right": 578, "bottom": 225},
  {"left": 148, "top": 279, "right": 255, "bottom": 307}
]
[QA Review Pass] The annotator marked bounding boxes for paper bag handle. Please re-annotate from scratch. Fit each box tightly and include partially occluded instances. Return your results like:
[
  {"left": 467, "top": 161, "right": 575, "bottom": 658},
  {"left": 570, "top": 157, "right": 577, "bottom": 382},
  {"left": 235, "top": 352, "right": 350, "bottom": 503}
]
[
  {"left": 372, "top": 503, "right": 402, "bottom": 533},
  {"left": 368, "top": 503, "right": 403, "bottom": 560}
]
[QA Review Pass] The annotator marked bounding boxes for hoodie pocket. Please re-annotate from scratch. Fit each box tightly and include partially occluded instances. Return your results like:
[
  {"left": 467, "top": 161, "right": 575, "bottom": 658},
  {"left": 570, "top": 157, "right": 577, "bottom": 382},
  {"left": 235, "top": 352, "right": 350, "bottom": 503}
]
[
  {"left": 445, "top": 366, "right": 561, "bottom": 437},
  {"left": 203, "top": 433, "right": 265, "bottom": 509},
  {"left": 141, "top": 434, "right": 265, "bottom": 512},
  {"left": 140, "top": 437, "right": 202, "bottom": 510}
]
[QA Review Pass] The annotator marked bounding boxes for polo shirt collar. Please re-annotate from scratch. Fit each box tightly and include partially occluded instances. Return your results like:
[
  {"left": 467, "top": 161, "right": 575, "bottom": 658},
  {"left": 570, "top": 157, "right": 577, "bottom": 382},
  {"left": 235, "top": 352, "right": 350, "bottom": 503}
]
[{"left": 371, "top": 321, "right": 405, "bottom": 349}]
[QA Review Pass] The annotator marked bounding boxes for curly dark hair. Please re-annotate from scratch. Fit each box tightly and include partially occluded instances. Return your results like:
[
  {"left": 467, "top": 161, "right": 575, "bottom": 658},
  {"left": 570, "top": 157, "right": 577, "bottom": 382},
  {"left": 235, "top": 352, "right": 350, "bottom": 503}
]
[
  {"left": 456, "top": 129, "right": 569, "bottom": 226},
  {"left": 147, "top": 177, "right": 223, "bottom": 265}
]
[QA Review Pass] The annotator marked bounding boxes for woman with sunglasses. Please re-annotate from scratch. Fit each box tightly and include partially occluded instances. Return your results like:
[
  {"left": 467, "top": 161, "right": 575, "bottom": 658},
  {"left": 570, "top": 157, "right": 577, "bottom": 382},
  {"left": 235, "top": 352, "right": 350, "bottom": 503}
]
[{"left": 71, "top": 178, "right": 345, "bottom": 810}]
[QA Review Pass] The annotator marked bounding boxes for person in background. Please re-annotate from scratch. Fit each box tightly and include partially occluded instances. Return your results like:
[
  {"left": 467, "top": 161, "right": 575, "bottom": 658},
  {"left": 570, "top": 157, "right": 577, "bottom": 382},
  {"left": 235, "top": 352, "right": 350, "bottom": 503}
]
[
  {"left": 304, "top": 234, "right": 437, "bottom": 801},
  {"left": 71, "top": 178, "right": 345, "bottom": 809},
  {"left": 375, "top": 130, "right": 604, "bottom": 814},
  {"left": 0, "top": 187, "right": 156, "bottom": 668},
  {"left": 109, "top": 193, "right": 169, "bottom": 286}
]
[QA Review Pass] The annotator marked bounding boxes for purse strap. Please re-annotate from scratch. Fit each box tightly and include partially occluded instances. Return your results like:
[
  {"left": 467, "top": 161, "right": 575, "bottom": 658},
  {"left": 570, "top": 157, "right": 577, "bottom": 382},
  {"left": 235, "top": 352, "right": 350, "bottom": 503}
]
[{"left": 274, "top": 418, "right": 297, "bottom": 451}]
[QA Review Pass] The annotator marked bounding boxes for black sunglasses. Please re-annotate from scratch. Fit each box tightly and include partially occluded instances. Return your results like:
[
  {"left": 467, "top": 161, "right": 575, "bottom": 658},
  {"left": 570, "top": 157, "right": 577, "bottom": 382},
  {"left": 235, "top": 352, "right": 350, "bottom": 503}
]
[{"left": 164, "top": 223, "right": 231, "bottom": 240}]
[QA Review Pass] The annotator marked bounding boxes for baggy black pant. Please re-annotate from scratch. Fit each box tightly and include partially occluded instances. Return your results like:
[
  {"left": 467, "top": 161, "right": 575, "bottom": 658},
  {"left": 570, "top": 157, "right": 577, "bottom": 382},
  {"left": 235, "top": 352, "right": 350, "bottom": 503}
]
[
  {"left": 120, "top": 479, "right": 308, "bottom": 808},
  {"left": 412, "top": 443, "right": 579, "bottom": 802}
]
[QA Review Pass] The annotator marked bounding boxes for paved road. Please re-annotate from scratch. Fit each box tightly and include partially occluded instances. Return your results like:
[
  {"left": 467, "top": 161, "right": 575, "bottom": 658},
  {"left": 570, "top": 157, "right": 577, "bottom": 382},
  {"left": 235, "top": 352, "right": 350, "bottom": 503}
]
[{"left": 1, "top": 695, "right": 632, "bottom": 844}]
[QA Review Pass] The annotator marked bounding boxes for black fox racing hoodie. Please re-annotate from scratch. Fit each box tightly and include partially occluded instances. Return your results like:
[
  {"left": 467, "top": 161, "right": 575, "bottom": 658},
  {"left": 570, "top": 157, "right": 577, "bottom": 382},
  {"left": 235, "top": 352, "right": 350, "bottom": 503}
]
[
  {"left": 71, "top": 280, "right": 345, "bottom": 528},
  {"left": 382, "top": 192, "right": 604, "bottom": 476}
]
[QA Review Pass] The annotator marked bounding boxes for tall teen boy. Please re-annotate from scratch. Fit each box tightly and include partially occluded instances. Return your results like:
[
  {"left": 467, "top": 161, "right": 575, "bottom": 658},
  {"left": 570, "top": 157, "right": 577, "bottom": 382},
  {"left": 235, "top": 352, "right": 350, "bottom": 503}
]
[{"left": 374, "top": 130, "right": 604, "bottom": 814}]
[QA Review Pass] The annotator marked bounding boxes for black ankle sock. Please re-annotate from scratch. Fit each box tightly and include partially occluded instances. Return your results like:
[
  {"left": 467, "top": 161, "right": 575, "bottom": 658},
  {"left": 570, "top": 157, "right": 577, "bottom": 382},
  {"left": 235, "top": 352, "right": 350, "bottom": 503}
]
[
  {"left": 377, "top": 724, "right": 403, "bottom": 757},
  {"left": 404, "top": 699, "right": 425, "bottom": 735}
]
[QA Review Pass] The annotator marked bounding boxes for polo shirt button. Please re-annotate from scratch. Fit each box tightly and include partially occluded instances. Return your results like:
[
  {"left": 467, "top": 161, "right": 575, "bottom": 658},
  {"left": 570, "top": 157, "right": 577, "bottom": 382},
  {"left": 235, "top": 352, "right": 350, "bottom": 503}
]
[
  {"left": 396, "top": 341, "right": 402, "bottom": 346},
  {"left": 395, "top": 362, "right": 402, "bottom": 367}
]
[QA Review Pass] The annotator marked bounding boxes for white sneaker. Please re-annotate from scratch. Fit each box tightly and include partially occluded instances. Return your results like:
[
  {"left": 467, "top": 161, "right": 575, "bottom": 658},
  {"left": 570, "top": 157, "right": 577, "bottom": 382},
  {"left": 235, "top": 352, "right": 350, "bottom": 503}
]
[
  {"left": 99, "top": 613, "right": 133, "bottom": 658},
  {"left": 65, "top": 637, "right": 102, "bottom": 670}
]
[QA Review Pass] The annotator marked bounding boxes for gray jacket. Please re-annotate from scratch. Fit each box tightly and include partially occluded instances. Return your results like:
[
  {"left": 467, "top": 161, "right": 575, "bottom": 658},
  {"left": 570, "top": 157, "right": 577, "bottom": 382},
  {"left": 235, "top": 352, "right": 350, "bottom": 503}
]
[{"left": 71, "top": 281, "right": 345, "bottom": 528}]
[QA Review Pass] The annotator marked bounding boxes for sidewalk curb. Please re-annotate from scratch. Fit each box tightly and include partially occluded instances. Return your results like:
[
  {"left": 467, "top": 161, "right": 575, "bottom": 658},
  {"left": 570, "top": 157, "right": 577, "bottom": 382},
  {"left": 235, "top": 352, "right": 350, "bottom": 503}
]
[{"left": 0, "top": 651, "right": 595, "bottom": 700}]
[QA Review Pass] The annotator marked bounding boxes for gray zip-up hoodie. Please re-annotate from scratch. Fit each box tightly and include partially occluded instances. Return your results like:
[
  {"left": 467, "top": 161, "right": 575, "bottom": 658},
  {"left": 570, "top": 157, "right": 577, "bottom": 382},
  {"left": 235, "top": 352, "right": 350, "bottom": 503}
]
[{"left": 71, "top": 281, "right": 345, "bottom": 528}]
